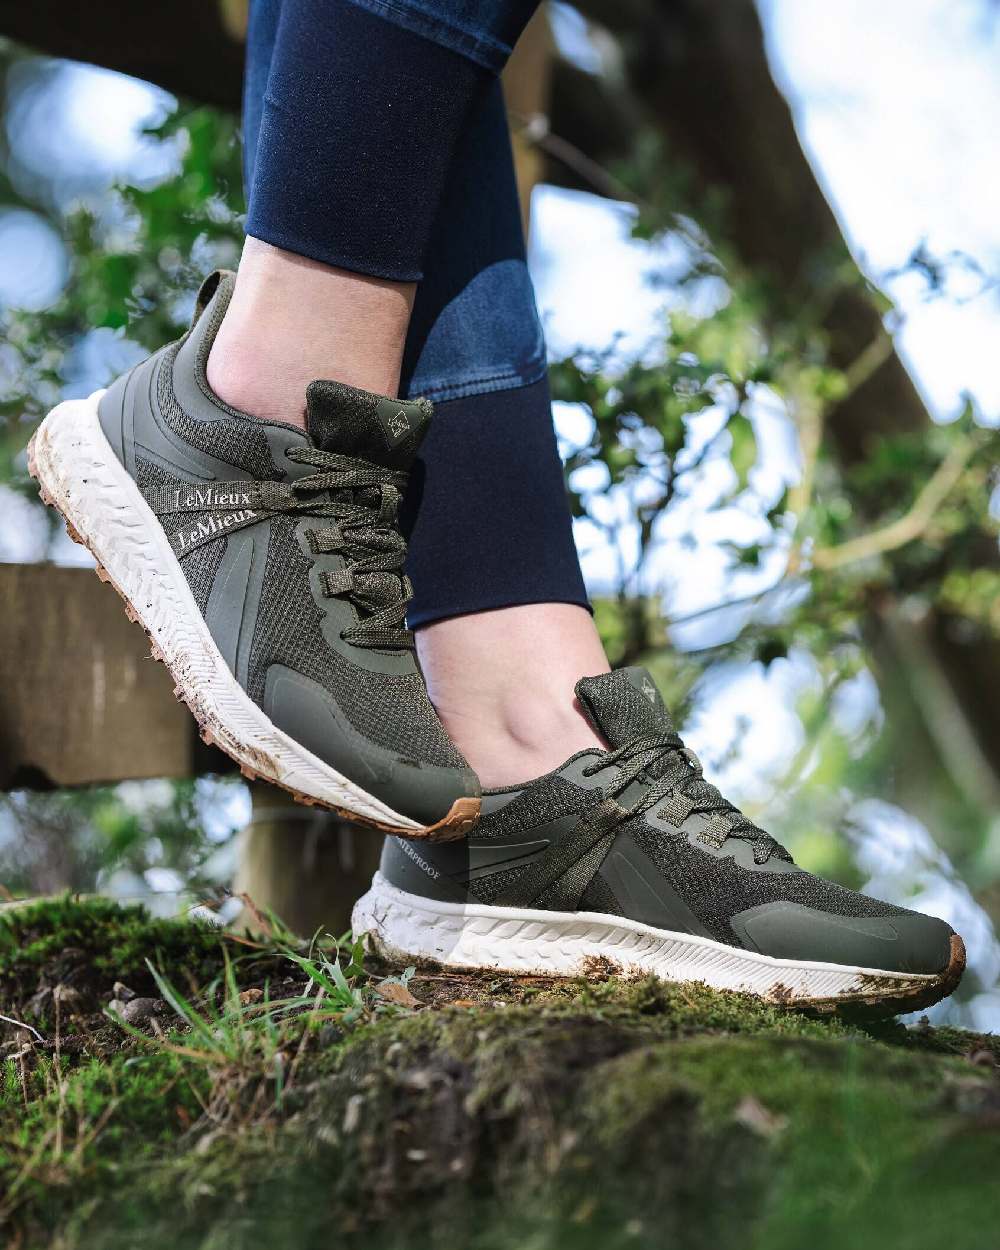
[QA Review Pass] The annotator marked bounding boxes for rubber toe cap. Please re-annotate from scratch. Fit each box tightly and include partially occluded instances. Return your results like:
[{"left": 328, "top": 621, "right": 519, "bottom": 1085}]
[{"left": 730, "top": 901, "right": 955, "bottom": 974}]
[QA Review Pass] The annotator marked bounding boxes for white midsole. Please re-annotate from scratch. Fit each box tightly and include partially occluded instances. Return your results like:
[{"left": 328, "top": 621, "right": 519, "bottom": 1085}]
[
  {"left": 352, "top": 872, "right": 938, "bottom": 1003},
  {"left": 30, "top": 392, "right": 422, "bottom": 831}
]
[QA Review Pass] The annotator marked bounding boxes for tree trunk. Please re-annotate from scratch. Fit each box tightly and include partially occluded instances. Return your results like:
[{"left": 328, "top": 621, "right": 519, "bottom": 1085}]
[{"left": 502, "top": 5, "right": 554, "bottom": 235}]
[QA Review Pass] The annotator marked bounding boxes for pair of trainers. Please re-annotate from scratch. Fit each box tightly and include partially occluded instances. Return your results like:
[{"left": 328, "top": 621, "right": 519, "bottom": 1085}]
[{"left": 30, "top": 272, "right": 965, "bottom": 1015}]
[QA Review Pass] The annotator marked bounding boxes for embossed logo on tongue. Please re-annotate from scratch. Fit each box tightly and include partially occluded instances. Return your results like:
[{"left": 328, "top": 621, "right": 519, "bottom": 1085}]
[
  {"left": 384, "top": 407, "right": 411, "bottom": 444},
  {"left": 305, "top": 380, "right": 431, "bottom": 470}
]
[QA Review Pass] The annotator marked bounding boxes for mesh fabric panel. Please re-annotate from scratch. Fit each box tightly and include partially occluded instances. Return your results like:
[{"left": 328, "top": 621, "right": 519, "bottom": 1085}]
[
  {"left": 306, "top": 378, "right": 431, "bottom": 468},
  {"left": 135, "top": 457, "right": 213, "bottom": 539},
  {"left": 470, "top": 862, "right": 535, "bottom": 905},
  {"left": 533, "top": 831, "right": 617, "bottom": 911},
  {"left": 576, "top": 669, "right": 673, "bottom": 747},
  {"left": 247, "top": 515, "right": 464, "bottom": 768},
  {"left": 474, "top": 776, "right": 602, "bottom": 843},
  {"left": 182, "top": 541, "right": 227, "bottom": 612},
  {"left": 629, "top": 822, "right": 906, "bottom": 946},
  {"left": 579, "top": 871, "right": 623, "bottom": 916},
  {"left": 157, "top": 340, "right": 280, "bottom": 482},
  {"left": 470, "top": 779, "right": 613, "bottom": 907},
  {"left": 135, "top": 457, "right": 226, "bottom": 611}
]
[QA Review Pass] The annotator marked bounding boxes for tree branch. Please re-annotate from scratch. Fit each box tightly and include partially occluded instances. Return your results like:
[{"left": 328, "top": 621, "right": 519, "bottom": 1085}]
[{"left": 812, "top": 433, "right": 982, "bottom": 572}]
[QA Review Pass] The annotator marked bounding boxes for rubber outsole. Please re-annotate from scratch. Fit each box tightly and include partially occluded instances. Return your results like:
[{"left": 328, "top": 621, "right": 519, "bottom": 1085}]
[
  {"left": 352, "top": 873, "right": 966, "bottom": 1018},
  {"left": 27, "top": 396, "right": 479, "bottom": 841}
]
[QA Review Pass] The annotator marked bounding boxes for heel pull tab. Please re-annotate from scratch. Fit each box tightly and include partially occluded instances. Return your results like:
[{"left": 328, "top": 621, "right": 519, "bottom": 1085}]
[{"left": 192, "top": 270, "right": 235, "bottom": 324}]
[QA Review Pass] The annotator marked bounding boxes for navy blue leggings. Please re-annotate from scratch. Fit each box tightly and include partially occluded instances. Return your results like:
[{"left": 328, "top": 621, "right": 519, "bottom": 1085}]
[{"left": 243, "top": 0, "right": 588, "bottom": 627}]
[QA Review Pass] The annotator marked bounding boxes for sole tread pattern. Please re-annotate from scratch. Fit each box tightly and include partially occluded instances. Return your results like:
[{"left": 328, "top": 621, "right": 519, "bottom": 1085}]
[{"left": 353, "top": 874, "right": 965, "bottom": 1017}]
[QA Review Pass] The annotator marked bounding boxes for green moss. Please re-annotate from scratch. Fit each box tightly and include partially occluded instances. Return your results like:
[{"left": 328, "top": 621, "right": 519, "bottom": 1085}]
[
  {"left": 1, "top": 898, "right": 998, "bottom": 1250},
  {"left": 578, "top": 1033, "right": 1000, "bottom": 1250},
  {"left": 0, "top": 1051, "right": 207, "bottom": 1227},
  {"left": 0, "top": 895, "right": 233, "bottom": 1011}
]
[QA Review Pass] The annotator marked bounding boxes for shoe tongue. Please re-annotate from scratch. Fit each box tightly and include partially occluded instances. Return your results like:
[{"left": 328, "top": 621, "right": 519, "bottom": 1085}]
[
  {"left": 575, "top": 667, "right": 674, "bottom": 749},
  {"left": 305, "top": 380, "right": 432, "bottom": 470}
]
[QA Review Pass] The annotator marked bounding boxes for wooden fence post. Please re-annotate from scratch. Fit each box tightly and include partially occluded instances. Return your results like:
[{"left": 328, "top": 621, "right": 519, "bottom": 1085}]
[{"left": 231, "top": 783, "right": 384, "bottom": 937}]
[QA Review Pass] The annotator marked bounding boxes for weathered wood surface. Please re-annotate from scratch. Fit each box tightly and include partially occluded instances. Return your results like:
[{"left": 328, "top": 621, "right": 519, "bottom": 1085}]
[{"left": 0, "top": 562, "right": 214, "bottom": 788}]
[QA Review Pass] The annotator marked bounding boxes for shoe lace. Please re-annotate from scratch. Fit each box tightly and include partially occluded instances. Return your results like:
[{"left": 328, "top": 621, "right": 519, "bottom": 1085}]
[
  {"left": 149, "top": 448, "right": 415, "bottom": 648},
  {"left": 583, "top": 732, "right": 791, "bottom": 864},
  {"left": 270, "top": 445, "right": 414, "bottom": 650}
]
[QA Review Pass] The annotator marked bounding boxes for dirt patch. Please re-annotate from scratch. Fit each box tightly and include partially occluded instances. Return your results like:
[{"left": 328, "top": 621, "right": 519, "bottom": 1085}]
[{"left": 580, "top": 953, "right": 624, "bottom": 980}]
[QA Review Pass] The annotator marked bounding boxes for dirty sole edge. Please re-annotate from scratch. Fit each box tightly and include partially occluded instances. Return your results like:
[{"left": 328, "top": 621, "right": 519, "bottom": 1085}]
[
  {"left": 353, "top": 873, "right": 965, "bottom": 1017},
  {"left": 27, "top": 394, "right": 478, "bottom": 842}
]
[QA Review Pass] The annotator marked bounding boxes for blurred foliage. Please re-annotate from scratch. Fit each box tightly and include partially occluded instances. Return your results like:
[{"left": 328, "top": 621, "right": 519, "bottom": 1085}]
[
  {"left": 0, "top": 47, "right": 244, "bottom": 495},
  {"left": 0, "top": 781, "right": 243, "bottom": 900},
  {"left": 0, "top": 45, "right": 246, "bottom": 901},
  {"left": 0, "top": 38, "right": 998, "bottom": 1023},
  {"left": 549, "top": 128, "right": 1000, "bottom": 925}
]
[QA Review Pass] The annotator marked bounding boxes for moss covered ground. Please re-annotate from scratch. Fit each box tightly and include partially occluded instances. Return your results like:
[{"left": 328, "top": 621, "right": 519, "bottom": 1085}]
[{"left": 1, "top": 897, "right": 998, "bottom": 1250}]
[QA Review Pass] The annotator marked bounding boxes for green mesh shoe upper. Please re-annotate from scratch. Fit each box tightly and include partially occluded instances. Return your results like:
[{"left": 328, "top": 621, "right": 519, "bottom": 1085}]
[
  {"left": 95, "top": 270, "right": 477, "bottom": 826},
  {"left": 380, "top": 667, "right": 955, "bottom": 974}
]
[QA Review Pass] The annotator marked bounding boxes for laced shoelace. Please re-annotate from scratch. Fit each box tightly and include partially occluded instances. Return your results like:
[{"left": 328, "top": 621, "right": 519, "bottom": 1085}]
[
  {"left": 277, "top": 445, "right": 414, "bottom": 649},
  {"left": 146, "top": 447, "right": 412, "bottom": 645},
  {"left": 148, "top": 447, "right": 415, "bottom": 647},
  {"left": 583, "top": 732, "right": 791, "bottom": 864}
]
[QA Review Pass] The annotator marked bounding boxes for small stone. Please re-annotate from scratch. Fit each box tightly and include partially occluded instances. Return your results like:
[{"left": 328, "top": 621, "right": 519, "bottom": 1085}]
[
  {"left": 27, "top": 986, "right": 53, "bottom": 1017},
  {"left": 239, "top": 988, "right": 264, "bottom": 1006},
  {"left": 343, "top": 1094, "right": 364, "bottom": 1134},
  {"left": 120, "top": 997, "right": 167, "bottom": 1024},
  {"left": 52, "top": 984, "right": 84, "bottom": 1007},
  {"left": 375, "top": 980, "right": 422, "bottom": 1008},
  {"left": 733, "top": 1095, "right": 787, "bottom": 1138},
  {"left": 113, "top": 981, "right": 137, "bottom": 1002},
  {"left": 400, "top": 1068, "right": 433, "bottom": 1092}
]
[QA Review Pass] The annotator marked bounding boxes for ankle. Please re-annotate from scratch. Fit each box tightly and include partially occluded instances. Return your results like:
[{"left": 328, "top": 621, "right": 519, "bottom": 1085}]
[
  {"left": 207, "top": 318, "right": 297, "bottom": 424},
  {"left": 416, "top": 604, "right": 611, "bottom": 789},
  {"left": 206, "top": 236, "right": 415, "bottom": 427},
  {"left": 434, "top": 689, "right": 606, "bottom": 789}
]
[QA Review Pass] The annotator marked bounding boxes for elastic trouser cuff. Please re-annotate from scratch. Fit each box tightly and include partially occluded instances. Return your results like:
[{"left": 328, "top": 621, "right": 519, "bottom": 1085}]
[
  {"left": 402, "top": 379, "right": 590, "bottom": 627},
  {"left": 245, "top": 0, "right": 488, "bottom": 281}
]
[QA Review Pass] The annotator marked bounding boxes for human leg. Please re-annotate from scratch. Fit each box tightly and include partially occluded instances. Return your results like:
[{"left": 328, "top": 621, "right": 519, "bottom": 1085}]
[
  {"left": 394, "top": 74, "right": 608, "bottom": 783},
  {"left": 240, "top": 3, "right": 607, "bottom": 786},
  {"left": 210, "top": 0, "right": 543, "bottom": 423},
  {"left": 31, "top": 0, "right": 580, "bottom": 830}
]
